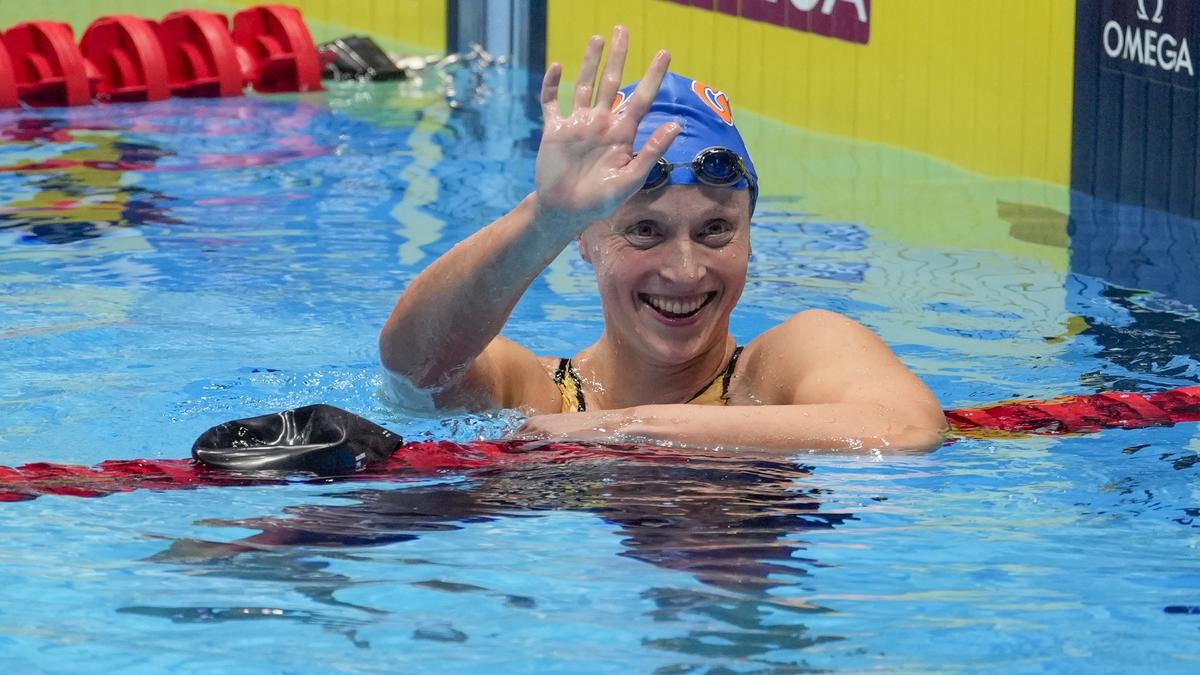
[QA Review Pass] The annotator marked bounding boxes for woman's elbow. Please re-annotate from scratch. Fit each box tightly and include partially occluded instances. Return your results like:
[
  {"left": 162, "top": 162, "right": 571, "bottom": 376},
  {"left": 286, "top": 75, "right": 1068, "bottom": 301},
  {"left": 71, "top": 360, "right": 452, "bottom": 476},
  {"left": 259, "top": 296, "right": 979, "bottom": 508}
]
[
  {"left": 885, "top": 413, "right": 948, "bottom": 453},
  {"left": 378, "top": 326, "right": 435, "bottom": 389},
  {"left": 860, "top": 402, "right": 946, "bottom": 453},
  {"left": 889, "top": 426, "right": 946, "bottom": 453}
]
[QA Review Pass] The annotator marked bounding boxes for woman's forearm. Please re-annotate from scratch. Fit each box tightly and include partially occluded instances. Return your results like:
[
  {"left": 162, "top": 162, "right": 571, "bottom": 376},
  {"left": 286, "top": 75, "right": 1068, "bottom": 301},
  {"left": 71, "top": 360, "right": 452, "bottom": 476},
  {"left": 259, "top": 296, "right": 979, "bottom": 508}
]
[
  {"left": 615, "top": 403, "right": 946, "bottom": 453},
  {"left": 380, "top": 194, "right": 578, "bottom": 388}
]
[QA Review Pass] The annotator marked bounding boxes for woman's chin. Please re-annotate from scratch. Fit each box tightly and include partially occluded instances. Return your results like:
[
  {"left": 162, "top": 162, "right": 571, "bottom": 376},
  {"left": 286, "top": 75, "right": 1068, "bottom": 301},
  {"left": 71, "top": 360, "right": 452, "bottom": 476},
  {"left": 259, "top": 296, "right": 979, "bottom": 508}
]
[
  {"left": 636, "top": 331, "right": 717, "bottom": 366},
  {"left": 611, "top": 304, "right": 728, "bottom": 364}
]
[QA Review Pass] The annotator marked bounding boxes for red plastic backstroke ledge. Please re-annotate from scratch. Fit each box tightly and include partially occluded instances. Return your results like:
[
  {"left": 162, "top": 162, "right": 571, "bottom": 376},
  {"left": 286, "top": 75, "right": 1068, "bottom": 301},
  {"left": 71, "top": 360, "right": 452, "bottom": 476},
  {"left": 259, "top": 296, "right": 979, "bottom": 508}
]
[{"left": 0, "top": 3, "right": 320, "bottom": 109}]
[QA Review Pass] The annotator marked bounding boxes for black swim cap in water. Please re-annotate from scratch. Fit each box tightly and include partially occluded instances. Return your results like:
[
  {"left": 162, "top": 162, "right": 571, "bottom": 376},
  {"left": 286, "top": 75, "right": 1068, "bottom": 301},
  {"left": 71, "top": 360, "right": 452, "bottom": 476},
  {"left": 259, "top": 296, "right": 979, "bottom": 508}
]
[{"left": 192, "top": 404, "right": 402, "bottom": 475}]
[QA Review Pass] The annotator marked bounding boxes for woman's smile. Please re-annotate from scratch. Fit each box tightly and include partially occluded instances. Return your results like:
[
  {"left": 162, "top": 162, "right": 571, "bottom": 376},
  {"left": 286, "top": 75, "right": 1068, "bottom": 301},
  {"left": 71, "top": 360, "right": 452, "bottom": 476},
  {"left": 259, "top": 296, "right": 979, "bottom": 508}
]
[{"left": 638, "top": 291, "right": 718, "bottom": 324}]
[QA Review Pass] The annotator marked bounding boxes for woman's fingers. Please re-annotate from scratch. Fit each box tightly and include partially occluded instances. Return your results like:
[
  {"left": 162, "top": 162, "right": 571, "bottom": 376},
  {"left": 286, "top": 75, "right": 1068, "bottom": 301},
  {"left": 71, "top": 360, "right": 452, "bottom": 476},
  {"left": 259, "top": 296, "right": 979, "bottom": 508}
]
[
  {"left": 617, "top": 49, "right": 671, "bottom": 125},
  {"left": 541, "top": 62, "right": 563, "bottom": 122},
  {"left": 511, "top": 418, "right": 548, "bottom": 440},
  {"left": 626, "top": 121, "right": 681, "bottom": 180},
  {"left": 572, "top": 35, "right": 605, "bottom": 112},
  {"left": 594, "top": 25, "right": 629, "bottom": 111}
]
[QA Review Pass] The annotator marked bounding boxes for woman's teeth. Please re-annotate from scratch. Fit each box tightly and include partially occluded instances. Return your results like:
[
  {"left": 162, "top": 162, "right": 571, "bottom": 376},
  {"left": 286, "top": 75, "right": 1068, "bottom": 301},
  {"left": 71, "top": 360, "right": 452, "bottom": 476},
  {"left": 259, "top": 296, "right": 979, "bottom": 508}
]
[{"left": 640, "top": 292, "right": 713, "bottom": 317}]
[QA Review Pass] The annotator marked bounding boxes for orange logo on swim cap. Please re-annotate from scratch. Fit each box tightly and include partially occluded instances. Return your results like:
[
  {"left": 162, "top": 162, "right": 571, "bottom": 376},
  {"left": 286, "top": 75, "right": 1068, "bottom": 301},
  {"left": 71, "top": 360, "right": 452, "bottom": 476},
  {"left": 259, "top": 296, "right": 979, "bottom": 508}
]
[
  {"left": 690, "top": 80, "right": 734, "bottom": 126},
  {"left": 611, "top": 91, "right": 628, "bottom": 113}
]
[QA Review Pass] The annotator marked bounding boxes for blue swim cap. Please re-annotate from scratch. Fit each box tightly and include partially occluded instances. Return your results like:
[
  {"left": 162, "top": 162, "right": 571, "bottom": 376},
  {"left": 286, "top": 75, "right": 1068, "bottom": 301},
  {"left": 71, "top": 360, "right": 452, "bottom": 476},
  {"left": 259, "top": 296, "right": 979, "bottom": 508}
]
[{"left": 614, "top": 72, "right": 758, "bottom": 212}]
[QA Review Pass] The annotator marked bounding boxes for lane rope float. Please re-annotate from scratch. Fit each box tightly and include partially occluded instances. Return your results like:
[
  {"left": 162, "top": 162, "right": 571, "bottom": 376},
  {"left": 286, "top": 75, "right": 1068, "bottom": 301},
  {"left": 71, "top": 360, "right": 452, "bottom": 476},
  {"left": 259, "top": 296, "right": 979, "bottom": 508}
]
[{"left": 2, "top": 386, "right": 1198, "bottom": 502}]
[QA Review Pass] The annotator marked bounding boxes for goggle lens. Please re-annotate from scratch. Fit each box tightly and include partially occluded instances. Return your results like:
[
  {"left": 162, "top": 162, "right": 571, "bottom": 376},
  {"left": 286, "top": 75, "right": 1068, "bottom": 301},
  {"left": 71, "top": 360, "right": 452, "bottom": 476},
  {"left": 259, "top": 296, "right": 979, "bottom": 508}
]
[
  {"left": 644, "top": 160, "right": 671, "bottom": 191},
  {"left": 694, "top": 149, "right": 740, "bottom": 186},
  {"left": 641, "top": 147, "right": 751, "bottom": 192}
]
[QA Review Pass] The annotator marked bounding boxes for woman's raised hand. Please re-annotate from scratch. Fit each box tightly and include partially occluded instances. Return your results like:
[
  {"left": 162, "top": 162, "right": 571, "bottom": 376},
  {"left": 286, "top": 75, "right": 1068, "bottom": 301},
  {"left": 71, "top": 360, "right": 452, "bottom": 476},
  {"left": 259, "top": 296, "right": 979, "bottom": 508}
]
[{"left": 533, "top": 26, "right": 680, "bottom": 229}]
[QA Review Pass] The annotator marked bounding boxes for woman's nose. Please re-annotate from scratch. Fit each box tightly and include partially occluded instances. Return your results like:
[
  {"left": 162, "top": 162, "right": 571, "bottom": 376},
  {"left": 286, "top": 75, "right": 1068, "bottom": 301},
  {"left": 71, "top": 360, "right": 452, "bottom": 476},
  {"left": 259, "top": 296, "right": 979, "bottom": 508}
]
[{"left": 658, "top": 239, "right": 705, "bottom": 283}]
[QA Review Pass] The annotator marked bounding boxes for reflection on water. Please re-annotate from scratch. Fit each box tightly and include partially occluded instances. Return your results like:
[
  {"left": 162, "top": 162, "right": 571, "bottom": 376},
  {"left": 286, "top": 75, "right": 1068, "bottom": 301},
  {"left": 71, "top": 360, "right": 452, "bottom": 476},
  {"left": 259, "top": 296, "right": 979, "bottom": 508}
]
[
  {"left": 1070, "top": 280, "right": 1200, "bottom": 391},
  {"left": 0, "top": 118, "right": 176, "bottom": 245},
  {"left": 1067, "top": 191, "right": 1200, "bottom": 392},
  {"left": 117, "top": 604, "right": 374, "bottom": 649},
  {"left": 142, "top": 451, "right": 851, "bottom": 660},
  {"left": 1070, "top": 192, "right": 1200, "bottom": 311}
]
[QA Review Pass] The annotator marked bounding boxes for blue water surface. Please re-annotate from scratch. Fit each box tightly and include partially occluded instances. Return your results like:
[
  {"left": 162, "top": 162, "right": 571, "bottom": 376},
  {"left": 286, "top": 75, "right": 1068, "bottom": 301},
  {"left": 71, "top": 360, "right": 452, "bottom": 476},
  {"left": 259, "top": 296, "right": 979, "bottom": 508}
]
[{"left": 1, "top": 70, "right": 1199, "bottom": 673}]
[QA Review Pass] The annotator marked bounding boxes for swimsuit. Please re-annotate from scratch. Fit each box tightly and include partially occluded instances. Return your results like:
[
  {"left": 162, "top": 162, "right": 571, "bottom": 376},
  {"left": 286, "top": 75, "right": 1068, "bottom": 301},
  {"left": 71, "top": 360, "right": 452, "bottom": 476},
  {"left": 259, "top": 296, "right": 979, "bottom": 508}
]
[{"left": 553, "top": 346, "right": 744, "bottom": 413}]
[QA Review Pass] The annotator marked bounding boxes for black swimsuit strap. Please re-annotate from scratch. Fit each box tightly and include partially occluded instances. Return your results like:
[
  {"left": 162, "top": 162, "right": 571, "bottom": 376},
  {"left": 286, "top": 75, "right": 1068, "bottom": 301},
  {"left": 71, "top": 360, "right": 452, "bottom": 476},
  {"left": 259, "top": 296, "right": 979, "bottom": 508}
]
[
  {"left": 555, "top": 357, "right": 587, "bottom": 412},
  {"left": 722, "top": 345, "right": 744, "bottom": 392},
  {"left": 558, "top": 346, "right": 743, "bottom": 412},
  {"left": 687, "top": 345, "right": 744, "bottom": 403}
]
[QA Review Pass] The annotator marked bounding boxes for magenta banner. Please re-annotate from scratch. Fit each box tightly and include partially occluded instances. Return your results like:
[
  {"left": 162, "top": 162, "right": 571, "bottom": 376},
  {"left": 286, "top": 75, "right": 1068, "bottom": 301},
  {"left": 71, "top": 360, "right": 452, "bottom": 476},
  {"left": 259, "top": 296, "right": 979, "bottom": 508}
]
[{"left": 669, "top": 0, "right": 871, "bottom": 45}]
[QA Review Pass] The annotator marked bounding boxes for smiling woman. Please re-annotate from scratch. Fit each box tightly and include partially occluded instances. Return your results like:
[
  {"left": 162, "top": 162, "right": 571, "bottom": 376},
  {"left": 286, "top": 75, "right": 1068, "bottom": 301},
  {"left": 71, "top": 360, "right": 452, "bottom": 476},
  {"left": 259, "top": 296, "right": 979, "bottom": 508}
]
[{"left": 378, "top": 25, "right": 946, "bottom": 452}]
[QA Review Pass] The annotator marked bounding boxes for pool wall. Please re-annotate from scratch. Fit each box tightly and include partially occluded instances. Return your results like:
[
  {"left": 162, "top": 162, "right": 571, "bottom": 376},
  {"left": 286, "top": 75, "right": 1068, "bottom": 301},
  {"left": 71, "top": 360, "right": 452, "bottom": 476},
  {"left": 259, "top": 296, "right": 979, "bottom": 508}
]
[
  {"left": 1073, "top": 0, "right": 1200, "bottom": 220},
  {"left": 7, "top": 2, "right": 1196, "bottom": 200},
  {"left": 546, "top": 0, "right": 1075, "bottom": 188}
]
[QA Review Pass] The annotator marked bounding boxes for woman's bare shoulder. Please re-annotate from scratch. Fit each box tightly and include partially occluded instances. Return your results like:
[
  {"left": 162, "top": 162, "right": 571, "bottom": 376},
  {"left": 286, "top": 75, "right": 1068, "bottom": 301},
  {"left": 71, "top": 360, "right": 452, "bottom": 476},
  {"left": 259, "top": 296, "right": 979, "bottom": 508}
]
[
  {"left": 736, "top": 309, "right": 907, "bottom": 404},
  {"left": 741, "top": 309, "right": 865, "bottom": 362}
]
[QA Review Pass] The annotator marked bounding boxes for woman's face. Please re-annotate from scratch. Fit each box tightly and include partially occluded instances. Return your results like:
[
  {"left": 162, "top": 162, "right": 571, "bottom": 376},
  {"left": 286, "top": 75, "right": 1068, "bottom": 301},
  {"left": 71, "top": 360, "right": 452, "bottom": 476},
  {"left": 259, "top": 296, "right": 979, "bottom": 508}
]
[{"left": 579, "top": 184, "right": 751, "bottom": 366}]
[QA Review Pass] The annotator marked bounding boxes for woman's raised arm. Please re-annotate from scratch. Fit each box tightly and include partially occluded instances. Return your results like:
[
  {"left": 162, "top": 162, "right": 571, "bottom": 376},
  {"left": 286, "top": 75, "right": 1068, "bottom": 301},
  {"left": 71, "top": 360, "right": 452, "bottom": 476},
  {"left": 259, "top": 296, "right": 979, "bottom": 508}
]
[{"left": 379, "top": 27, "right": 680, "bottom": 409}]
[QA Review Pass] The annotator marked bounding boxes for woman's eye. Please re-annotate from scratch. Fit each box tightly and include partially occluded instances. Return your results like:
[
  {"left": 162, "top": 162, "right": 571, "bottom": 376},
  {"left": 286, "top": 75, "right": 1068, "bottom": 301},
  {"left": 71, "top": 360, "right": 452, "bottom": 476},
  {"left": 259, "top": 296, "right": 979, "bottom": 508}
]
[
  {"left": 698, "top": 220, "right": 734, "bottom": 244},
  {"left": 624, "top": 222, "right": 660, "bottom": 245}
]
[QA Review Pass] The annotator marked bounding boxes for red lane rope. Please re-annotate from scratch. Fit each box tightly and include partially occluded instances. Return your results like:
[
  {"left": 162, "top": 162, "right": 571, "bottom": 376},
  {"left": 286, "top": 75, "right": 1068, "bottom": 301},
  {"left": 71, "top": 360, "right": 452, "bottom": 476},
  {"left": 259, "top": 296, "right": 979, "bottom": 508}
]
[
  {"left": 0, "top": 33, "right": 19, "bottom": 108},
  {"left": 3, "top": 386, "right": 1199, "bottom": 502},
  {"left": 79, "top": 15, "right": 171, "bottom": 103},
  {"left": 0, "top": 440, "right": 669, "bottom": 503},
  {"left": 0, "top": 4, "right": 319, "bottom": 108},
  {"left": 945, "top": 385, "right": 1200, "bottom": 437},
  {"left": 2, "top": 21, "right": 92, "bottom": 107}
]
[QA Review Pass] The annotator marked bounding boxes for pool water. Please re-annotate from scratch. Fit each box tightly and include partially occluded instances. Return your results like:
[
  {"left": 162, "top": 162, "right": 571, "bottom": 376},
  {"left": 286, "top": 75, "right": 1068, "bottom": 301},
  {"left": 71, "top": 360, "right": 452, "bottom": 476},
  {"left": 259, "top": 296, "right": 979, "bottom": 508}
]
[{"left": 2, "top": 69, "right": 1199, "bottom": 672}]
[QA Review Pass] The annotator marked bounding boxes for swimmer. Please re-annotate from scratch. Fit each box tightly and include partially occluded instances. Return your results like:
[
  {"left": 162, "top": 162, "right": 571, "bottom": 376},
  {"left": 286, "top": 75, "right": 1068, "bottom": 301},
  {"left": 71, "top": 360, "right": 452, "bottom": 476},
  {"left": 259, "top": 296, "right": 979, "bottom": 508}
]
[{"left": 380, "top": 26, "right": 946, "bottom": 452}]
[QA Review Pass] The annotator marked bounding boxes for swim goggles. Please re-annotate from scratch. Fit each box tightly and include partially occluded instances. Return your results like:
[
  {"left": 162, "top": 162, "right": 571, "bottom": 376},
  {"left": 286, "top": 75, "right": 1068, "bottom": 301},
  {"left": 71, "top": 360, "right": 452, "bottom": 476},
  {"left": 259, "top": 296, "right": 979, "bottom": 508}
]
[{"left": 641, "top": 146, "right": 757, "bottom": 195}]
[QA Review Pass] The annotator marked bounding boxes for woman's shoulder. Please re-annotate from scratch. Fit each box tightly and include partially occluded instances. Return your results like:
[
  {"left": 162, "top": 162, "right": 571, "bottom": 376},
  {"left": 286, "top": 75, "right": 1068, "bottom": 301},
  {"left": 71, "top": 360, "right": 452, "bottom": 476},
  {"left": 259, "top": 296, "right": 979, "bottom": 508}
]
[
  {"left": 735, "top": 309, "right": 885, "bottom": 403},
  {"left": 744, "top": 309, "right": 868, "bottom": 356}
]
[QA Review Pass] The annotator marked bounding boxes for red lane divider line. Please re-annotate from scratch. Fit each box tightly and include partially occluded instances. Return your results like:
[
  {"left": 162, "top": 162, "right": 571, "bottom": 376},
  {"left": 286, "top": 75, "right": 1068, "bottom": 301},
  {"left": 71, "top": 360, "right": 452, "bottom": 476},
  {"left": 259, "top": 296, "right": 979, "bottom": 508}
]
[
  {"left": 0, "top": 3, "right": 320, "bottom": 108},
  {"left": 3, "top": 386, "right": 1199, "bottom": 502}
]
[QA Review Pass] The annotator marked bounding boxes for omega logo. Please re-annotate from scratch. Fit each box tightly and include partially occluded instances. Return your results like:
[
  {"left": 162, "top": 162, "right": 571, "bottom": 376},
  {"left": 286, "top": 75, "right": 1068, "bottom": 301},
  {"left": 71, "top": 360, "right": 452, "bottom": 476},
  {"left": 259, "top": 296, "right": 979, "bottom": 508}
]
[
  {"left": 1137, "top": 0, "right": 1164, "bottom": 24},
  {"left": 1103, "top": 0, "right": 1193, "bottom": 76}
]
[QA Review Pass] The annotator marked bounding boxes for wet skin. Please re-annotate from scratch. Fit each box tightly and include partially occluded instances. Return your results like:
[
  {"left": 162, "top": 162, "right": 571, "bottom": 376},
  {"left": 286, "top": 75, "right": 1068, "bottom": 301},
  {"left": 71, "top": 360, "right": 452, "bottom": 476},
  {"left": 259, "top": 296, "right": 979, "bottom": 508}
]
[{"left": 572, "top": 186, "right": 751, "bottom": 404}]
